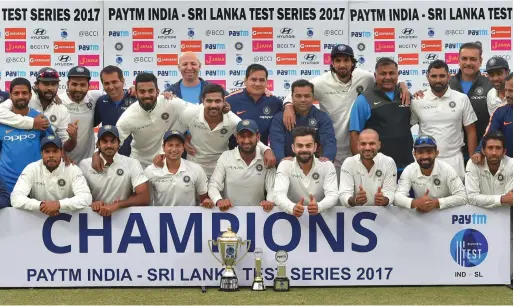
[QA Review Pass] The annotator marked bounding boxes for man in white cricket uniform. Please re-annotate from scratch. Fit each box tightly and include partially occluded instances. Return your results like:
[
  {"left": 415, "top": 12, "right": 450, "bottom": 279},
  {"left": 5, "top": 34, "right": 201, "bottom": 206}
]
[
  {"left": 209, "top": 119, "right": 275, "bottom": 211},
  {"left": 339, "top": 129, "right": 397, "bottom": 207},
  {"left": 485, "top": 57, "right": 510, "bottom": 115},
  {"left": 79, "top": 125, "right": 149, "bottom": 216},
  {"left": 395, "top": 136, "right": 467, "bottom": 211},
  {"left": 411, "top": 60, "right": 477, "bottom": 181},
  {"left": 145, "top": 130, "right": 213, "bottom": 207},
  {"left": 282, "top": 44, "right": 410, "bottom": 175},
  {"left": 274, "top": 126, "right": 339, "bottom": 217},
  {"left": 465, "top": 131, "right": 513, "bottom": 207},
  {"left": 171, "top": 83, "right": 275, "bottom": 177},
  {"left": 11, "top": 135, "right": 92, "bottom": 215}
]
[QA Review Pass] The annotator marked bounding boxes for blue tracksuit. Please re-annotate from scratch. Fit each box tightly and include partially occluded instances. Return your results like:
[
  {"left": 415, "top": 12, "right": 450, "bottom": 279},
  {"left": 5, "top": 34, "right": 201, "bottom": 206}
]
[
  {"left": 270, "top": 106, "right": 337, "bottom": 163},
  {"left": 0, "top": 91, "right": 9, "bottom": 103},
  {"left": 0, "top": 176, "right": 10, "bottom": 208},
  {"left": 164, "top": 78, "right": 228, "bottom": 104},
  {"left": 476, "top": 103, "right": 513, "bottom": 157}
]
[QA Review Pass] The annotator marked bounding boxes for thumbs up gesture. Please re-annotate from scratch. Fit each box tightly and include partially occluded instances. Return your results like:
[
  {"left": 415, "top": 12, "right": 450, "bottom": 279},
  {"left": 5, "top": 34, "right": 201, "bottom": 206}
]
[
  {"left": 293, "top": 197, "right": 305, "bottom": 218},
  {"left": 353, "top": 185, "right": 368, "bottom": 206},
  {"left": 307, "top": 193, "right": 318, "bottom": 215},
  {"left": 412, "top": 189, "right": 431, "bottom": 212},
  {"left": 374, "top": 186, "right": 389, "bottom": 206},
  {"left": 67, "top": 120, "right": 79, "bottom": 140}
]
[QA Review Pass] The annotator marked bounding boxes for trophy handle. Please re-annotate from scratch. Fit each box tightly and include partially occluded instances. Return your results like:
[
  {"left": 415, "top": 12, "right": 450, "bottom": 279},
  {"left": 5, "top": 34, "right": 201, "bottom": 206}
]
[
  {"left": 207, "top": 240, "right": 224, "bottom": 265},
  {"left": 235, "top": 240, "right": 252, "bottom": 265}
]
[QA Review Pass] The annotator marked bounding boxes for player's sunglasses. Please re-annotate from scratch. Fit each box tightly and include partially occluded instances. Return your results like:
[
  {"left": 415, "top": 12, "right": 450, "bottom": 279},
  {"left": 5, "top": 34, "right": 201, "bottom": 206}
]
[
  {"left": 414, "top": 136, "right": 437, "bottom": 147},
  {"left": 38, "top": 71, "right": 60, "bottom": 79}
]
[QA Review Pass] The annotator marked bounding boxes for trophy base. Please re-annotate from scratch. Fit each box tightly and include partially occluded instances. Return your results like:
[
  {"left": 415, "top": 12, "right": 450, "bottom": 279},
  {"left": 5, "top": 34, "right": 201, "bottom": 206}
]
[
  {"left": 273, "top": 277, "right": 290, "bottom": 292},
  {"left": 251, "top": 279, "right": 266, "bottom": 291},
  {"left": 219, "top": 276, "right": 239, "bottom": 292}
]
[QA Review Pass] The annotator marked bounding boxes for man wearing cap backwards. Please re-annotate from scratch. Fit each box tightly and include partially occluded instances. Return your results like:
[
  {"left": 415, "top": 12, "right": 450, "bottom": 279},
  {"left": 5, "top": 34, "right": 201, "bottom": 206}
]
[
  {"left": 144, "top": 130, "right": 214, "bottom": 207},
  {"left": 79, "top": 125, "right": 150, "bottom": 216},
  {"left": 394, "top": 136, "right": 467, "bottom": 212},
  {"left": 0, "top": 67, "right": 78, "bottom": 154},
  {"left": 410, "top": 60, "right": 478, "bottom": 181},
  {"left": 208, "top": 119, "right": 276, "bottom": 211},
  {"left": 485, "top": 56, "right": 510, "bottom": 115},
  {"left": 282, "top": 44, "right": 411, "bottom": 176},
  {"left": 274, "top": 126, "right": 339, "bottom": 217},
  {"left": 11, "top": 135, "right": 92, "bottom": 215},
  {"left": 0, "top": 78, "right": 55, "bottom": 193}
]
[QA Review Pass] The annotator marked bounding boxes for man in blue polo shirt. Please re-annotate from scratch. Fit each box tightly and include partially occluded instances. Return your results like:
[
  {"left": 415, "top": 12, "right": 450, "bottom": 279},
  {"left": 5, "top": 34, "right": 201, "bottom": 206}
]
[
  {"left": 226, "top": 64, "right": 283, "bottom": 147},
  {"left": 270, "top": 79, "right": 336, "bottom": 164},
  {"left": 0, "top": 78, "right": 54, "bottom": 192}
]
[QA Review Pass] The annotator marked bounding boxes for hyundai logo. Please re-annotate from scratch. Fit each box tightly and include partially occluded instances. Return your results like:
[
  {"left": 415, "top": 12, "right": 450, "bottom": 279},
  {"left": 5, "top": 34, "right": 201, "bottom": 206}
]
[
  {"left": 33, "top": 28, "right": 47, "bottom": 36},
  {"left": 304, "top": 54, "right": 317, "bottom": 61},
  {"left": 58, "top": 55, "right": 71, "bottom": 62},
  {"left": 161, "top": 28, "right": 174, "bottom": 35},
  {"left": 280, "top": 27, "right": 293, "bottom": 35},
  {"left": 402, "top": 28, "right": 414, "bottom": 35},
  {"left": 425, "top": 53, "right": 438, "bottom": 60},
  {"left": 233, "top": 80, "right": 244, "bottom": 87}
]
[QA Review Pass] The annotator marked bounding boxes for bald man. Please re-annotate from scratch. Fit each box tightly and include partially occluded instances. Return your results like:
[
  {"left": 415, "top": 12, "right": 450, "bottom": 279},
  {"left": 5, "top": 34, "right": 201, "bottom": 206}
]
[{"left": 164, "top": 52, "right": 227, "bottom": 104}]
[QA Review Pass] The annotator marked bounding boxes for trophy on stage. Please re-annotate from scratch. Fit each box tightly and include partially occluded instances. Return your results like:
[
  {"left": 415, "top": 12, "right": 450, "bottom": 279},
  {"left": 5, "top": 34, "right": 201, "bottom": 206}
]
[
  {"left": 251, "top": 248, "right": 266, "bottom": 291},
  {"left": 208, "top": 227, "right": 251, "bottom": 291},
  {"left": 273, "top": 250, "right": 290, "bottom": 291}
]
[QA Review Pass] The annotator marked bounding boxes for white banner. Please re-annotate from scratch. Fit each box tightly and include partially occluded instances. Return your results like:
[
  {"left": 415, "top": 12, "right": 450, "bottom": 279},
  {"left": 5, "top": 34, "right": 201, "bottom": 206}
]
[{"left": 0, "top": 206, "right": 509, "bottom": 287}]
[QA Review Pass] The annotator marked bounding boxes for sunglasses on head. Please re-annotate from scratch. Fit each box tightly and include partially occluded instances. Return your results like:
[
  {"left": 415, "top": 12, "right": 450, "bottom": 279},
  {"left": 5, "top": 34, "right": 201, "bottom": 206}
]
[
  {"left": 414, "top": 136, "right": 437, "bottom": 147},
  {"left": 38, "top": 70, "right": 59, "bottom": 79}
]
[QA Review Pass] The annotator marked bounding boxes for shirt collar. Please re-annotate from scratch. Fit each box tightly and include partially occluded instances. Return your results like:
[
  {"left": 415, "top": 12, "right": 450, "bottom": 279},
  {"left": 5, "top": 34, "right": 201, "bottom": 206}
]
[
  {"left": 234, "top": 147, "right": 263, "bottom": 164},
  {"left": 425, "top": 87, "right": 453, "bottom": 100},
  {"left": 294, "top": 156, "right": 318, "bottom": 175},
  {"left": 415, "top": 159, "right": 441, "bottom": 178},
  {"left": 42, "top": 159, "right": 64, "bottom": 176},
  {"left": 356, "top": 152, "right": 381, "bottom": 164},
  {"left": 163, "top": 158, "right": 187, "bottom": 175},
  {"left": 100, "top": 153, "right": 121, "bottom": 167},
  {"left": 198, "top": 107, "right": 231, "bottom": 128},
  {"left": 483, "top": 157, "right": 507, "bottom": 174}
]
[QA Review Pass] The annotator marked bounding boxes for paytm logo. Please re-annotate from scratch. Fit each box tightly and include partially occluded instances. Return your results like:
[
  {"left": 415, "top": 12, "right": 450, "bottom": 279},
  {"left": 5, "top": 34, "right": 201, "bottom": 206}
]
[
  {"left": 228, "top": 30, "right": 249, "bottom": 37},
  {"left": 398, "top": 69, "right": 418, "bottom": 75},
  {"left": 205, "top": 70, "right": 226, "bottom": 76},
  {"left": 452, "top": 214, "right": 487, "bottom": 225},
  {"left": 468, "top": 29, "right": 488, "bottom": 36},
  {"left": 109, "top": 31, "right": 130, "bottom": 37},
  {"left": 205, "top": 43, "right": 226, "bottom": 50},
  {"left": 5, "top": 70, "right": 26, "bottom": 77},
  {"left": 78, "top": 44, "right": 100, "bottom": 51},
  {"left": 276, "top": 69, "right": 297, "bottom": 76},
  {"left": 350, "top": 31, "right": 371, "bottom": 38},
  {"left": 157, "top": 70, "right": 178, "bottom": 77}
]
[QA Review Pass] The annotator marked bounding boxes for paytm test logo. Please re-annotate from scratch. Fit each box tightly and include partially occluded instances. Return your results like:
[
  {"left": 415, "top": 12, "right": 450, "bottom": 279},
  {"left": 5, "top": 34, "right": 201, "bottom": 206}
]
[
  {"left": 452, "top": 213, "right": 487, "bottom": 225},
  {"left": 450, "top": 229, "right": 488, "bottom": 267}
]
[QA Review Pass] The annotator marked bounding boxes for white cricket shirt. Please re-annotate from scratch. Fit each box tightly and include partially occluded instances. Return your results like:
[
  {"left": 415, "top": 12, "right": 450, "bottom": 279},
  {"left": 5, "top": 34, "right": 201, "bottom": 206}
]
[
  {"left": 144, "top": 158, "right": 208, "bottom": 206},
  {"left": 11, "top": 160, "right": 92, "bottom": 211},
  {"left": 79, "top": 153, "right": 148, "bottom": 204},
  {"left": 339, "top": 152, "right": 397, "bottom": 207},
  {"left": 208, "top": 147, "right": 275, "bottom": 206},
  {"left": 465, "top": 156, "right": 513, "bottom": 208},
  {"left": 395, "top": 159, "right": 467, "bottom": 209},
  {"left": 274, "top": 157, "right": 339, "bottom": 214},
  {"left": 487, "top": 88, "right": 506, "bottom": 116}
]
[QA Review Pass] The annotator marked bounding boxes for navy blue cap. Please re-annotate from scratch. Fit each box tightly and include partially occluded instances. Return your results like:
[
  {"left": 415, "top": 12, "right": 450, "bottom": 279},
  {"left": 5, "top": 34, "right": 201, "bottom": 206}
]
[
  {"left": 414, "top": 135, "right": 437, "bottom": 149},
  {"left": 98, "top": 125, "right": 119, "bottom": 139},
  {"left": 40, "top": 135, "right": 62, "bottom": 150},
  {"left": 237, "top": 119, "right": 259, "bottom": 134},
  {"left": 331, "top": 44, "right": 354, "bottom": 59},
  {"left": 486, "top": 57, "right": 509, "bottom": 73},
  {"left": 68, "top": 66, "right": 91, "bottom": 80},
  {"left": 163, "top": 130, "right": 185, "bottom": 143}
]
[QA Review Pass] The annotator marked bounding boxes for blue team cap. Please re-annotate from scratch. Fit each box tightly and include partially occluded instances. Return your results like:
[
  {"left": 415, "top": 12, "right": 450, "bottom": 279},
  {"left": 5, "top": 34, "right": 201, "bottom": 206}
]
[
  {"left": 163, "top": 130, "right": 185, "bottom": 143},
  {"left": 414, "top": 135, "right": 437, "bottom": 149},
  {"left": 98, "top": 125, "right": 120, "bottom": 139},
  {"left": 237, "top": 119, "right": 259, "bottom": 134},
  {"left": 40, "top": 135, "right": 62, "bottom": 150}
]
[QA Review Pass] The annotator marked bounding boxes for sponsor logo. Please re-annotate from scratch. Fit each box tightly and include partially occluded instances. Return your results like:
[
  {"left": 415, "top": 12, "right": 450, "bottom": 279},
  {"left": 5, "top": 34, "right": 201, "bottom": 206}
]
[
  {"left": 252, "top": 27, "right": 273, "bottom": 39},
  {"left": 398, "top": 44, "right": 417, "bottom": 49},
  {"left": 324, "top": 29, "right": 344, "bottom": 36},
  {"left": 89, "top": 81, "right": 100, "bottom": 90},
  {"left": 133, "top": 41, "right": 154, "bottom": 52},
  {"left": 157, "top": 44, "right": 177, "bottom": 49},
  {"left": 275, "top": 69, "right": 297, "bottom": 76},
  {"left": 5, "top": 41, "right": 26, "bottom": 53},
  {"left": 235, "top": 54, "right": 243, "bottom": 64},
  {"left": 208, "top": 80, "right": 226, "bottom": 89},
  {"left": 428, "top": 28, "right": 435, "bottom": 37},
  {"left": 398, "top": 69, "right": 418, "bottom": 75},
  {"left": 78, "top": 55, "right": 100, "bottom": 67},
  {"left": 357, "top": 55, "right": 366, "bottom": 65},
  {"left": 31, "top": 28, "right": 49, "bottom": 39},
  {"left": 5, "top": 56, "right": 26, "bottom": 64},
  {"left": 78, "top": 44, "right": 100, "bottom": 51},
  {"left": 301, "top": 53, "right": 320, "bottom": 64},
  {"left": 374, "top": 28, "right": 395, "bottom": 39},
  {"left": 156, "top": 54, "right": 178, "bottom": 66},
  {"left": 306, "top": 28, "right": 314, "bottom": 38},
  {"left": 324, "top": 53, "right": 331, "bottom": 65},
  {"left": 445, "top": 43, "right": 463, "bottom": 50},
  {"left": 133, "top": 56, "right": 154, "bottom": 63},
  {"left": 205, "top": 29, "right": 224, "bottom": 36},
  {"left": 234, "top": 42, "right": 244, "bottom": 51},
  {"left": 450, "top": 229, "right": 488, "bottom": 267},
  {"left": 157, "top": 70, "right": 178, "bottom": 77},
  {"left": 29, "top": 44, "right": 50, "bottom": 50},
  {"left": 350, "top": 31, "right": 371, "bottom": 38},
  {"left": 79, "top": 30, "right": 99, "bottom": 37},
  {"left": 229, "top": 70, "right": 246, "bottom": 76},
  {"left": 5, "top": 28, "right": 26, "bottom": 39},
  {"left": 277, "top": 27, "right": 295, "bottom": 39},
  {"left": 253, "top": 55, "right": 273, "bottom": 62},
  {"left": 300, "top": 70, "right": 320, "bottom": 76},
  {"left": 228, "top": 30, "right": 249, "bottom": 37},
  {"left": 299, "top": 40, "right": 321, "bottom": 52},
  {"left": 374, "top": 41, "right": 395, "bottom": 52},
  {"left": 422, "top": 53, "right": 439, "bottom": 64},
  {"left": 3, "top": 134, "right": 36, "bottom": 141},
  {"left": 187, "top": 28, "right": 195, "bottom": 38},
  {"left": 108, "top": 30, "right": 130, "bottom": 37},
  {"left": 29, "top": 54, "right": 51, "bottom": 66},
  {"left": 452, "top": 214, "right": 487, "bottom": 225},
  {"left": 5, "top": 70, "right": 26, "bottom": 77},
  {"left": 491, "top": 40, "right": 511, "bottom": 51},
  {"left": 399, "top": 28, "right": 417, "bottom": 39},
  {"left": 54, "top": 41, "right": 75, "bottom": 53},
  {"left": 468, "top": 29, "right": 488, "bottom": 36},
  {"left": 276, "top": 43, "right": 295, "bottom": 49},
  {"left": 55, "top": 55, "right": 73, "bottom": 67},
  {"left": 204, "top": 70, "right": 225, "bottom": 76},
  {"left": 204, "top": 43, "right": 226, "bottom": 50},
  {"left": 492, "top": 54, "right": 511, "bottom": 60},
  {"left": 252, "top": 40, "right": 273, "bottom": 52},
  {"left": 205, "top": 54, "right": 226, "bottom": 65},
  {"left": 60, "top": 29, "right": 68, "bottom": 39},
  {"left": 181, "top": 40, "right": 202, "bottom": 52},
  {"left": 445, "top": 29, "right": 465, "bottom": 36},
  {"left": 421, "top": 40, "right": 442, "bottom": 52},
  {"left": 276, "top": 53, "right": 298, "bottom": 65},
  {"left": 132, "top": 27, "right": 154, "bottom": 39},
  {"left": 266, "top": 80, "right": 274, "bottom": 91},
  {"left": 398, "top": 53, "right": 419, "bottom": 65},
  {"left": 445, "top": 53, "right": 459, "bottom": 64},
  {"left": 491, "top": 26, "right": 512, "bottom": 38},
  {"left": 158, "top": 28, "right": 176, "bottom": 39}
]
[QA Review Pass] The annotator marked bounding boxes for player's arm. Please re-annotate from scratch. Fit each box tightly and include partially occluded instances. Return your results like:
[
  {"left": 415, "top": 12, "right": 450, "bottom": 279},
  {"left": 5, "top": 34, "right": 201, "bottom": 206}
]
[
  {"left": 58, "top": 167, "right": 92, "bottom": 210},
  {"left": 338, "top": 159, "right": 356, "bottom": 207},
  {"left": 349, "top": 95, "right": 371, "bottom": 155},
  {"left": 465, "top": 160, "right": 501, "bottom": 207},
  {"left": 143, "top": 167, "right": 156, "bottom": 206},
  {"left": 273, "top": 161, "right": 296, "bottom": 214},
  {"left": 382, "top": 159, "right": 398, "bottom": 206},
  {"left": 10, "top": 164, "right": 41, "bottom": 211},
  {"left": 264, "top": 167, "right": 277, "bottom": 202},
  {"left": 269, "top": 113, "right": 287, "bottom": 164},
  {"left": 117, "top": 162, "right": 150, "bottom": 208},
  {"left": 318, "top": 111, "right": 337, "bottom": 161},
  {"left": 438, "top": 169, "right": 467, "bottom": 209},
  {"left": 475, "top": 107, "right": 503, "bottom": 153},
  {"left": 60, "top": 109, "right": 77, "bottom": 153},
  {"left": 207, "top": 154, "right": 227, "bottom": 205},
  {"left": 317, "top": 163, "right": 339, "bottom": 212},
  {"left": 462, "top": 96, "right": 478, "bottom": 157},
  {"left": 195, "top": 166, "right": 213, "bottom": 207},
  {"left": 394, "top": 167, "right": 415, "bottom": 209},
  {"left": 0, "top": 99, "right": 36, "bottom": 130}
]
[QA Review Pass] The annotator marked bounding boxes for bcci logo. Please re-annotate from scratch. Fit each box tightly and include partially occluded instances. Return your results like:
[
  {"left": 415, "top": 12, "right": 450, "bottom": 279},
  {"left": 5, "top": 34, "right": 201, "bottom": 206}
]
[
  {"left": 449, "top": 101, "right": 456, "bottom": 108},
  {"left": 450, "top": 229, "right": 488, "bottom": 267},
  {"left": 356, "top": 85, "right": 364, "bottom": 93},
  {"left": 183, "top": 175, "right": 191, "bottom": 183},
  {"left": 117, "top": 169, "right": 124, "bottom": 176},
  {"left": 312, "top": 173, "right": 320, "bottom": 180},
  {"left": 49, "top": 115, "right": 57, "bottom": 122},
  {"left": 220, "top": 128, "right": 228, "bottom": 135},
  {"left": 263, "top": 106, "right": 271, "bottom": 115},
  {"left": 86, "top": 102, "right": 93, "bottom": 109},
  {"left": 256, "top": 164, "right": 263, "bottom": 172},
  {"left": 161, "top": 113, "right": 170, "bottom": 120},
  {"left": 58, "top": 179, "right": 66, "bottom": 187}
]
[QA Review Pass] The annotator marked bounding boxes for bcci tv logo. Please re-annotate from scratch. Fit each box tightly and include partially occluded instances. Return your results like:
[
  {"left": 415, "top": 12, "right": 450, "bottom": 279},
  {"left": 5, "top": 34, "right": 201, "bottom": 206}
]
[{"left": 450, "top": 229, "right": 488, "bottom": 267}]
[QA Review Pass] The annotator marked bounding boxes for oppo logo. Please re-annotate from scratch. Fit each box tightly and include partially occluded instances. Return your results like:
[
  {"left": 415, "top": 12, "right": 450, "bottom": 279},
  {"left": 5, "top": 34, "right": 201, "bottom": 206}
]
[{"left": 4, "top": 134, "right": 36, "bottom": 141}]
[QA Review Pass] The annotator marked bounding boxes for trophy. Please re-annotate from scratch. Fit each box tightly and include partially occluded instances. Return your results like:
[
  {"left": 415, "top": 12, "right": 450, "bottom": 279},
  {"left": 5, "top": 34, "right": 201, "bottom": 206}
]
[
  {"left": 208, "top": 227, "right": 251, "bottom": 291},
  {"left": 251, "top": 248, "right": 266, "bottom": 291},
  {"left": 273, "top": 250, "right": 290, "bottom": 291}
]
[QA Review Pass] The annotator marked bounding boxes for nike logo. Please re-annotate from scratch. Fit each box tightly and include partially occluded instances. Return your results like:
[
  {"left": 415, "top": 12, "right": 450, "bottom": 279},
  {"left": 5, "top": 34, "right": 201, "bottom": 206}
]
[
  {"left": 373, "top": 101, "right": 381, "bottom": 105},
  {"left": 236, "top": 110, "right": 246, "bottom": 115},
  {"left": 5, "top": 129, "right": 13, "bottom": 134},
  {"left": 504, "top": 121, "right": 512, "bottom": 125}
]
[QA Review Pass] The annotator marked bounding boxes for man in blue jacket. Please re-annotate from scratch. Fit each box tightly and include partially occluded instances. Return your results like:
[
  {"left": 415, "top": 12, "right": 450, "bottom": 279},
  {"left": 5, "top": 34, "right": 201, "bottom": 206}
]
[
  {"left": 270, "top": 79, "right": 336, "bottom": 164},
  {"left": 0, "top": 177, "right": 10, "bottom": 208}
]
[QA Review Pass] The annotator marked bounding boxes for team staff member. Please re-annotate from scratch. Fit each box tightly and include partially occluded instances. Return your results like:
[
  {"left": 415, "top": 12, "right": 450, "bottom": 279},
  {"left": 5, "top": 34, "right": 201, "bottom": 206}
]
[
  {"left": 411, "top": 60, "right": 477, "bottom": 180},
  {"left": 79, "top": 126, "right": 149, "bottom": 216},
  {"left": 11, "top": 135, "right": 92, "bottom": 214},
  {"left": 0, "top": 90, "right": 9, "bottom": 102},
  {"left": 339, "top": 129, "right": 397, "bottom": 207},
  {"left": 270, "top": 79, "right": 336, "bottom": 163},
  {"left": 209, "top": 120, "right": 275, "bottom": 211},
  {"left": 466, "top": 131, "right": 512, "bottom": 207},
  {"left": 485, "top": 57, "right": 510, "bottom": 115},
  {"left": 282, "top": 44, "right": 411, "bottom": 175},
  {"left": 144, "top": 130, "right": 213, "bottom": 207},
  {"left": 274, "top": 127, "right": 338, "bottom": 217},
  {"left": 395, "top": 136, "right": 467, "bottom": 211},
  {"left": 349, "top": 58, "right": 413, "bottom": 173},
  {"left": 0, "top": 178, "right": 10, "bottom": 208},
  {"left": 0, "top": 78, "right": 55, "bottom": 192}
]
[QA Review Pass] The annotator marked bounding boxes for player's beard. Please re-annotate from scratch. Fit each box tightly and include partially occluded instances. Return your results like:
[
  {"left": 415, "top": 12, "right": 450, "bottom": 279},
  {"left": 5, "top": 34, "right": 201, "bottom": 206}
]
[
  {"left": 430, "top": 82, "right": 447, "bottom": 93},
  {"left": 418, "top": 158, "right": 435, "bottom": 169},
  {"left": 12, "top": 99, "right": 29, "bottom": 110},
  {"left": 239, "top": 143, "right": 256, "bottom": 154},
  {"left": 37, "top": 87, "right": 57, "bottom": 103},
  {"left": 139, "top": 97, "right": 157, "bottom": 111},
  {"left": 69, "top": 90, "right": 87, "bottom": 103},
  {"left": 44, "top": 158, "right": 60, "bottom": 172},
  {"left": 296, "top": 151, "right": 313, "bottom": 164}
]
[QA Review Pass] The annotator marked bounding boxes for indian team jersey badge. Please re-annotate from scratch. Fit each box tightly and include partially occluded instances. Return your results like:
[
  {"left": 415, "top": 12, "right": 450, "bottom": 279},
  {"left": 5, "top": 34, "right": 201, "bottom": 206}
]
[
  {"left": 433, "top": 178, "right": 441, "bottom": 186},
  {"left": 263, "top": 106, "right": 271, "bottom": 115},
  {"left": 117, "top": 169, "right": 124, "bottom": 176},
  {"left": 375, "top": 170, "right": 382, "bottom": 177},
  {"left": 475, "top": 87, "right": 484, "bottom": 95},
  {"left": 86, "top": 102, "right": 93, "bottom": 110},
  {"left": 308, "top": 118, "right": 317, "bottom": 127},
  {"left": 256, "top": 164, "right": 263, "bottom": 172},
  {"left": 58, "top": 179, "right": 66, "bottom": 187},
  {"left": 183, "top": 175, "right": 191, "bottom": 183},
  {"left": 49, "top": 115, "right": 57, "bottom": 122},
  {"left": 161, "top": 112, "right": 170, "bottom": 120},
  {"left": 498, "top": 174, "right": 504, "bottom": 181},
  {"left": 356, "top": 85, "right": 364, "bottom": 93},
  {"left": 312, "top": 173, "right": 320, "bottom": 180},
  {"left": 220, "top": 128, "right": 228, "bottom": 135},
  {"left": 449, "top": 101, "right": 456, "bottom": 108}
]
